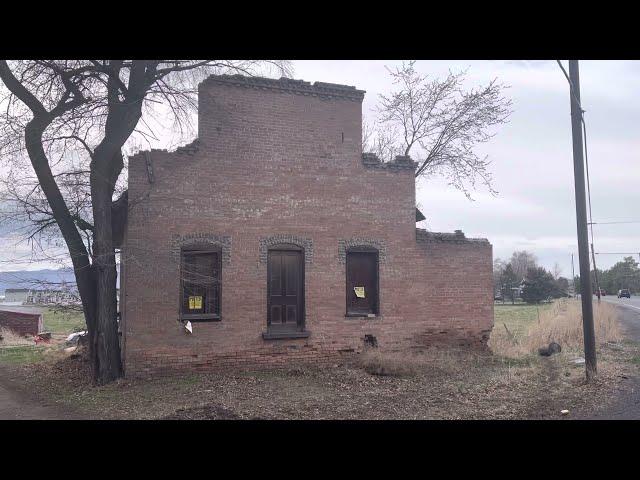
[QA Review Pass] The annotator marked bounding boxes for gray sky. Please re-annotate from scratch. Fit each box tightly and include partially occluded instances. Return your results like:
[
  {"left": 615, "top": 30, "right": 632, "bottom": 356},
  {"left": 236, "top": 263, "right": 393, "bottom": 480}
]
[
  {"left": 1, "top": 60, "right": 639, "bottom": 278},
  {"left": 293, "top": 60, "right": 640, "bottom": 278}
]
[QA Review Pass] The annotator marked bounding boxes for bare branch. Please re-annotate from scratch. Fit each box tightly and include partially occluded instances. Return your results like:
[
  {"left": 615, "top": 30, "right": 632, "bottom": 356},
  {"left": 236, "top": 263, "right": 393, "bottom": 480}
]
[{"left": 371, "top": 62, "right": 512, "bottom": 198}]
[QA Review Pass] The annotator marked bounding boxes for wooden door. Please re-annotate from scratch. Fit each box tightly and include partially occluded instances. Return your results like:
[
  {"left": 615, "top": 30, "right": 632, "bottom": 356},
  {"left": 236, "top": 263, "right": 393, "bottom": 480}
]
[{"left": 268, "top": 250, "right": 303, "bottom": 332}]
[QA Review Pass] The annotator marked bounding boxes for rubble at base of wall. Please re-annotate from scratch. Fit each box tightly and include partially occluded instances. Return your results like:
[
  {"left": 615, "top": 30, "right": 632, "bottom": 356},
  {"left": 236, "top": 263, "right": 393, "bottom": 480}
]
[{"left": 124, "top": 330, "right": 492, "bottom": 378}]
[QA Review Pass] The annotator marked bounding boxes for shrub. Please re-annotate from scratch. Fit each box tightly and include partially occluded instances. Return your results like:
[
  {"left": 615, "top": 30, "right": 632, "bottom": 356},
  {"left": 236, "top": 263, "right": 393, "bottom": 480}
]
[{"left": 521, "top": 267, "right": 556, "bottom": 304}]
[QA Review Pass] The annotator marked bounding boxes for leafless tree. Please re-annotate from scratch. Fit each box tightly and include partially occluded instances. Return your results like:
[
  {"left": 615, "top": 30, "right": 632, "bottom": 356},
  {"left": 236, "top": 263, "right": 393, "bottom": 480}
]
[
  {"left": 492, "top": 257, "right": 507, "bottom": 294},
  {"left": 509, "top": 250, "right": 539, "bottom": 281},
  {"left": 0, "top": 60, "right": 291, "bottom": 384},
  {"left": 364, "top": 61, "right": 512, "bottom": 199},
  {"left": 552, "top": 262, "right": 563, "bottom": 280}
]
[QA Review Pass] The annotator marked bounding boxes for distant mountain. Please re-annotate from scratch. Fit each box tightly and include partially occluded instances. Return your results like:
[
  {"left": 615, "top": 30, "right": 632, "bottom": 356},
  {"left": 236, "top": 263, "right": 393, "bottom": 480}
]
[{"left": 0, "top": 269, "right": 78, "bottom": 295}]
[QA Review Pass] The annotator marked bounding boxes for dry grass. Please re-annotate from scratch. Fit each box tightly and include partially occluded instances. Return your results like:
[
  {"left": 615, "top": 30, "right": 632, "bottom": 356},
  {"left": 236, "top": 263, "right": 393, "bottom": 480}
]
[
  {"left": 490, "top": 298, "right": 622, "bottom": 358},
  {"left": 358, "top": 346, "right": 486, "bottom": 378},
  {"left": 0, "top": 327, "right": 34, "bottom": 346}
]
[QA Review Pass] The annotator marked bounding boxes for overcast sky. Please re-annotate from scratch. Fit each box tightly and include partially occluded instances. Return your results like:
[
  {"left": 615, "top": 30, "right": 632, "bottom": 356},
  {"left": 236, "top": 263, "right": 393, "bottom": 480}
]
[
  {"left": 292, "top": 60, "right": 640, "bottom": 278},
  {"left": 1, "top": 60, "right": 639, "bottom": 278}
]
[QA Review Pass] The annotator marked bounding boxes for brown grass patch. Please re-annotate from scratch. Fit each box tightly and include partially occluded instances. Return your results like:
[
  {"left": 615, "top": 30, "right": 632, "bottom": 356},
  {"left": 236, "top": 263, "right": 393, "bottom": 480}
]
[
  {"left": 358, "top": 346, "right": 488, "bottom": 378},
  {"left": 490, "top": 299, "right": 622, "bottom": 358},
  {"left": 0, "top": 327, "right": 34, "bottom": 346}
]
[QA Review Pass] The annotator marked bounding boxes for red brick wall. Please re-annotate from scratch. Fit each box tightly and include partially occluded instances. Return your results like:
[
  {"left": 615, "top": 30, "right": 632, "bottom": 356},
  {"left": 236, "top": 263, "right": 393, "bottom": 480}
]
[
  {"left": 0, "top": 310, "right": 43, "bottom": 337},
  {"left": 122, "top": 76, "right": 493, "bottom": 376}
]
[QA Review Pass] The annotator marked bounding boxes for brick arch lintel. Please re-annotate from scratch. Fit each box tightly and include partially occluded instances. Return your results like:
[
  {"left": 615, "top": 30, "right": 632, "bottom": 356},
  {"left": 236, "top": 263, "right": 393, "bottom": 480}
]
[
  {"left": 259, "top": 235, "right": 313, "bottom": 264},
  {"left": 338, "top": 238, "right": 387, "bottom": 264},
  {"left": 170, "top": 233, "right": 232, "bottom": 265}
]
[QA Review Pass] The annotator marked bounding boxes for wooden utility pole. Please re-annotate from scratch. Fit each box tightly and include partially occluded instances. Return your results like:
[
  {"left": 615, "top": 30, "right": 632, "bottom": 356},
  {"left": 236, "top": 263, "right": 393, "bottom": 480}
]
[
  {"left": 568, "top": 60, "right": 597, "bottom": 380},
  {"left": 571, "top": 253, "right": 576, "bottom": 297}
]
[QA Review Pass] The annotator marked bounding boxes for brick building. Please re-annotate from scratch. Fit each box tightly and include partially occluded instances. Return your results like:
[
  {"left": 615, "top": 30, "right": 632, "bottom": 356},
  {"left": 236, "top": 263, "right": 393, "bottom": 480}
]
[{"left": 120, "top": 74, "right": 493, "bottom": 376}]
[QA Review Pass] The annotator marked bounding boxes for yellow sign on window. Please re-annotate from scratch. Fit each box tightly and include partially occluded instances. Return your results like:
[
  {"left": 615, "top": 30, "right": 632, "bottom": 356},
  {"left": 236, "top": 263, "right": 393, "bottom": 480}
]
[
  {"left": 189, "top": 296, "right": 203, "bottom": 310},
  {"left": 354, "top": 286, "right": 365, "bottom": 298}
]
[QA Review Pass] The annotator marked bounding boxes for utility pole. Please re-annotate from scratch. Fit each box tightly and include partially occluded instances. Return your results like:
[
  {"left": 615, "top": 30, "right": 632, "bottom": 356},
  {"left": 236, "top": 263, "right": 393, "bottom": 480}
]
[
  {"left": 568, "top": 60, "right": 597, "bottom": 380},
  {"left": 571, "top": 253, "right": 575, "bottom": 297}
]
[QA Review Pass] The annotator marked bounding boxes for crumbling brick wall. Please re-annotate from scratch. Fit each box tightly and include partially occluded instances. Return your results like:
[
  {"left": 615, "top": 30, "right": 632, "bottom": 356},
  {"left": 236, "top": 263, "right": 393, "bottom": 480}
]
[{"left": 122, "top": 75, "right": 493, "bottom": 376}]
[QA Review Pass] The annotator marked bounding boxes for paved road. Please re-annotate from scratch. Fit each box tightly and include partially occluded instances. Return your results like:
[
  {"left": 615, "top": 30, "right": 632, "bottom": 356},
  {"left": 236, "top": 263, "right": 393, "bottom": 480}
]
[{"left": 580, "top": 295, "right": 640, "bottom": 419}]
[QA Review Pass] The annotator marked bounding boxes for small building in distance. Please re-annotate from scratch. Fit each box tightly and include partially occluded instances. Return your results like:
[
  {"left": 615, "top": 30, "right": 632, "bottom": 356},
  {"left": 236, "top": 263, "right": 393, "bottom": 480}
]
[
  {"left": 0, "top": 307, "right": 44, "bottom": 337},
  {"left": 3, "top": 288, "right": 30, "bottom": 304}
]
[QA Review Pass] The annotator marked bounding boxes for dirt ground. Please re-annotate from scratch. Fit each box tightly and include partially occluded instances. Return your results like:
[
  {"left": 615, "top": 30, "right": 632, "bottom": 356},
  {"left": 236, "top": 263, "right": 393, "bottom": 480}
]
[
  {"left": 2, "top": 339, "right": 638, "bottom": 420},
  {"left": 3, "top": 298, "right": 640, "bottom": 420}
]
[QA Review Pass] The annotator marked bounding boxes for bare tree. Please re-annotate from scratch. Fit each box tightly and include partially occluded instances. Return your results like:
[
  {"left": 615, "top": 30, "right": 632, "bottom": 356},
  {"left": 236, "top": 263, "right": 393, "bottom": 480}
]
[
  {"left": 492, "top": 257, "right": 507, "bottom": 296},
  {"left": 509, "top": 250, "right": 539, "bottom": 281},
  {"left": 365, "top": 61, "right": 512, "bottom": 199},
  {"left": 552, "top": 262, "right": 563, "bottom": 280},
  {"left": 0, "top": 60, "right": 291, "bottom": 384}
]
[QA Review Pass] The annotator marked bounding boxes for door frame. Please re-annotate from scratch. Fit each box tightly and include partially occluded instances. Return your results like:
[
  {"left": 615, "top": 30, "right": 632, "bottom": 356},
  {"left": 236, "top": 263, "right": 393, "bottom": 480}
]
[
  {"left": 266, "top": 243, "right": 305, "bottom": 333},
  {"left": 345, "top": 246, "right": 380, "bottom": 317}
]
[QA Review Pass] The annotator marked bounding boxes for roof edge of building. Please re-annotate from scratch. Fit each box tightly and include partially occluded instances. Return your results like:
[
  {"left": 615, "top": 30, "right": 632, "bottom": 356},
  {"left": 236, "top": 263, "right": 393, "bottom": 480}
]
[
  {"left": 416, "top": 228, "right": 490, "bottom": 245},
  {"left": 200, "top": 74, "right": 366, "bottom": 102}
]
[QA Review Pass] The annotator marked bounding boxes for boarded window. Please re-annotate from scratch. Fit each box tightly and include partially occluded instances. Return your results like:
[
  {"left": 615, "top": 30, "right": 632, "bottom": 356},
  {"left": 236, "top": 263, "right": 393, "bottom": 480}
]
[
  {"left": 346, "top": 250, "right": 379, "bottom": 316},
  {"left": 180, "top": 249, "right": 221, "bottom": 320}
]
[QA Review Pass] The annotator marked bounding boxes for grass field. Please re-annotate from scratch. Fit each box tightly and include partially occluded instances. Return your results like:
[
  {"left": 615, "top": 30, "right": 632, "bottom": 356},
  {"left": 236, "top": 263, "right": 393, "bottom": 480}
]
[
  {"left": 0, "top": 345, "right": 47, "bottom": 364},
  {"left": 0, "top": 306, "right": 85, "bottom": 366},
  {"left": 494, "top": 303, "right": 552, "bottom": 341},
  {"left": 42, "top": 307, "right": 86, "bottom": 334}
]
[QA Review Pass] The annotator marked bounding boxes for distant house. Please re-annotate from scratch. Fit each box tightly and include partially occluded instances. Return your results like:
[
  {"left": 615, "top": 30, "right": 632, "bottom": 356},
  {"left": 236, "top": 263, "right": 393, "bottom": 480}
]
[
  {"left": 2, "top": 285, "right": 79, "bottom": 306},
  {"left": 4, "top": 288, "right": 30, "bottom": 303}
]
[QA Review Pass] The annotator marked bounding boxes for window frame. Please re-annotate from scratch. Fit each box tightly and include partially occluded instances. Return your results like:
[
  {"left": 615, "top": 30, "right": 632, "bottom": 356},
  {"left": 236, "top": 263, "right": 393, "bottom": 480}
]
[
  {"left": 179, "top": 245, "right": 222, "bottom": 322},
  {"left": 345, "top": 247, "right": 380, "bottom": 317}
]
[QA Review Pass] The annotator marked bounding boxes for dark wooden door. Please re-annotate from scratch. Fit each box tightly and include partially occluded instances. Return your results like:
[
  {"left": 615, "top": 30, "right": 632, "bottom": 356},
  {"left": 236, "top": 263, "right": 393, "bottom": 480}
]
[{"left": 268, "top": 250, "right": 303, "bottom": 332}]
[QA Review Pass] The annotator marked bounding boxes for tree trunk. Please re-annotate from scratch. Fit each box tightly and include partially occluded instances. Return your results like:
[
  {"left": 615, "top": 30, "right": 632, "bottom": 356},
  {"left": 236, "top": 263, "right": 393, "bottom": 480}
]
[{"left": 90, "top": 168, "right": 122, "bottom": 384}]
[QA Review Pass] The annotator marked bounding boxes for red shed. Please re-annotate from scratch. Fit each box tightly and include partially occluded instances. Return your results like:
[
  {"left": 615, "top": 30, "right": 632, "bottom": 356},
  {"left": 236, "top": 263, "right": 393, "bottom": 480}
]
[{"left": 0, "top": 308, "right": 44, "bottom": 337}]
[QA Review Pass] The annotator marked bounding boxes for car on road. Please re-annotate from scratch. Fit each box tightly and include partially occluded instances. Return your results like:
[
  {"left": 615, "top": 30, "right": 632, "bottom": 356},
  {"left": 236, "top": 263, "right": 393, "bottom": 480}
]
[{"left": 618, "top": 289, "right": 631, "bottom": 298}]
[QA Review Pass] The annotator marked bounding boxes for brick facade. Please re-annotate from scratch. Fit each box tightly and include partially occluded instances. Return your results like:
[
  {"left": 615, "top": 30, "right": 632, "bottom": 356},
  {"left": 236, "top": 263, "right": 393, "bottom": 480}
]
[{"left": 121, "top": 74, "right": 494, "bottom": 376}]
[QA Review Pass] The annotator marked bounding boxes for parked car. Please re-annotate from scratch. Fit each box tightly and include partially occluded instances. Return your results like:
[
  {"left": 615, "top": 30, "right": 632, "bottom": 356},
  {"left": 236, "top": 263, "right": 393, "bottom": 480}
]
[
  {"left": 618, "top": 289, "right": 631, "bottom": 298},
  {"left": 594, "top": 288, "right": 606, "bottom": 296}
]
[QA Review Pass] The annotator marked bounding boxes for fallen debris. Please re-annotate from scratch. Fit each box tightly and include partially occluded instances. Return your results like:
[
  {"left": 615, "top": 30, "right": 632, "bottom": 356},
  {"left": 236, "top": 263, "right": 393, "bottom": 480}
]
[
  {"left": 538, "top": 342, "right": 562, "bottom": 357},
  {"left": 66, "top": 331, "right": 87, "bottom": 346},
  {"left": 34, "top": 332, "right": 52, "bottom": 344},
  {"left": 561, "top": 409, "right": 569, "bottom": 415}
]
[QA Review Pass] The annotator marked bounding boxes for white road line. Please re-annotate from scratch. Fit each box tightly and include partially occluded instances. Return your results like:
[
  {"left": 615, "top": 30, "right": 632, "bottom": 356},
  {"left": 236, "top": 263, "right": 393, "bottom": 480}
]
[{"left": 603, "top": 301, "right": 640, "bottom": 312}]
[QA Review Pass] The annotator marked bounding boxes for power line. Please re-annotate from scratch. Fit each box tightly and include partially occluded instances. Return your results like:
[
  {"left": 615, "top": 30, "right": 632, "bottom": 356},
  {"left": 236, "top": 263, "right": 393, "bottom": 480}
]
[{"left": 588, "top": 221, "right": 640, "bottom": 225}]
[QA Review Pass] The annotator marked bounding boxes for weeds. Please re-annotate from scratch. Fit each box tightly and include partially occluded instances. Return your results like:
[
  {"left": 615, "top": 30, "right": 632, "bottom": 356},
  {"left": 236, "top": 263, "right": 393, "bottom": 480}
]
[
  {"left": 0, "top": 327, "right": 34, "bottom": 346},
  {"left": 490, "top": 298, "right": 622, "bottom": 358},
  {"left": 358, "top": 346, "right": 488, "bottom": 378}
]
